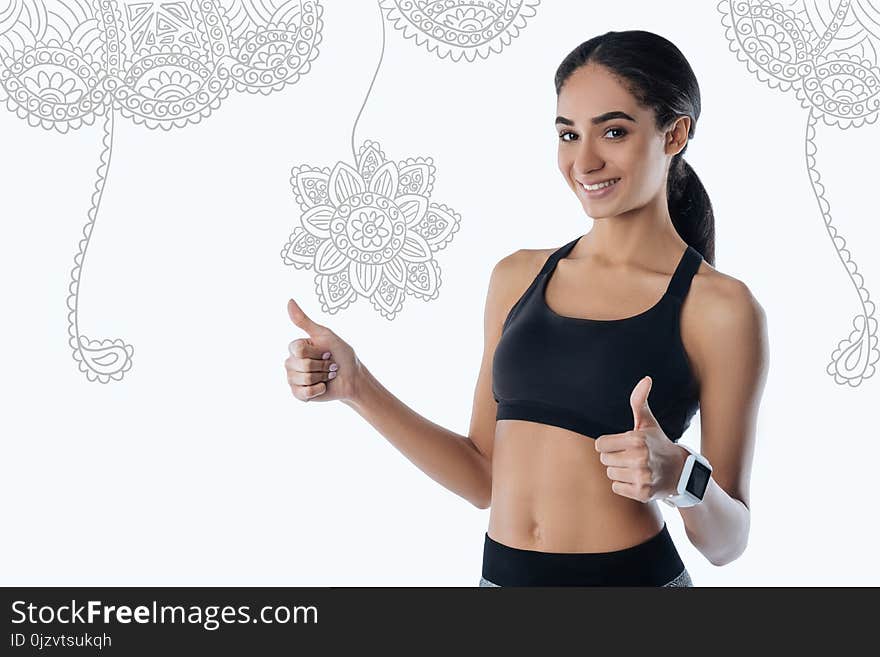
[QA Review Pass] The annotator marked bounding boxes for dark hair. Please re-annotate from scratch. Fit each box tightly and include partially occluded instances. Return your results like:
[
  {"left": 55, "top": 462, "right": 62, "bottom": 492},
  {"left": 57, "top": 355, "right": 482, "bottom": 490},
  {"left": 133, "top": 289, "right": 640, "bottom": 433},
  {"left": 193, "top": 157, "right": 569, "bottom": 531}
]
[{"left": 554, "top": 30, "right": 715, "bottom": 265}]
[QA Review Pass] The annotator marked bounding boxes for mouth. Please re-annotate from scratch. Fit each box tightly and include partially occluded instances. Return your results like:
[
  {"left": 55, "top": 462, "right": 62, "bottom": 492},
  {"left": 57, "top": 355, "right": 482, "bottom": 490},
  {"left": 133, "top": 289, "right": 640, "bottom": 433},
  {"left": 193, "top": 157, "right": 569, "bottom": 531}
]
[{"left": 579, "top": 177, "right": 621, "bottom": 197}]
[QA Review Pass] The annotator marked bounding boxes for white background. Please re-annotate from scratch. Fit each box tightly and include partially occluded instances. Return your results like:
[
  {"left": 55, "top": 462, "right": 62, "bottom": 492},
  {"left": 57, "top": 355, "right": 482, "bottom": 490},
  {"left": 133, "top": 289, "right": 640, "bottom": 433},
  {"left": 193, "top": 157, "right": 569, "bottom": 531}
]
[{"left": 1, "top": 1, "right": 878, "bottom": 585}]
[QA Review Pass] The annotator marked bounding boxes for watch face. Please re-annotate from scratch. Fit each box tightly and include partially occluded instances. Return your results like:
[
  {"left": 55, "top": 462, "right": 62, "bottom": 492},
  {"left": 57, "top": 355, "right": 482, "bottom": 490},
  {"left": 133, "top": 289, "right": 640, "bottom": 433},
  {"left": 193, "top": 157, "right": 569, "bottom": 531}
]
[{"left": 685, "top": 461, "right": 711, "bottom": 499}]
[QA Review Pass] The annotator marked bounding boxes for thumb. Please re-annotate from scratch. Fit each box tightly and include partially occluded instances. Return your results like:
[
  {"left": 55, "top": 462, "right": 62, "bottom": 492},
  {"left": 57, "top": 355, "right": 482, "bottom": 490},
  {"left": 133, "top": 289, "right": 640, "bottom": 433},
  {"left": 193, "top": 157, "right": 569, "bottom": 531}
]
[
  {"left": 287, "top": 298, "right": 325, "bottom": 337},
  {"left": 630, "top": 375, "right": 659, "bottom": 431}
]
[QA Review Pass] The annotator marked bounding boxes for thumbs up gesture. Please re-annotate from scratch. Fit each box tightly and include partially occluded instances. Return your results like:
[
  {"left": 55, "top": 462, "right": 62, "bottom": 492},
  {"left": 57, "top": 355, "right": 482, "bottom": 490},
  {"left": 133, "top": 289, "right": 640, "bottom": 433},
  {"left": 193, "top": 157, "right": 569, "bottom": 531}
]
[
  {"left": 285, "top": 298, "right": 363, "bottom": 403},
  {"left": 594, "top": 376, "right": 689, "bottom": 503}
]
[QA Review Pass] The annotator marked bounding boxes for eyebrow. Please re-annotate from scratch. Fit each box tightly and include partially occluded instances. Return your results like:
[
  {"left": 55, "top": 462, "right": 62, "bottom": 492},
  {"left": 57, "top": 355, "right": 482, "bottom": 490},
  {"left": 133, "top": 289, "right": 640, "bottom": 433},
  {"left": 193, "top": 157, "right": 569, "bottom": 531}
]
[{"left": 555, "top": 110, "right": 637, "bottom": 126}]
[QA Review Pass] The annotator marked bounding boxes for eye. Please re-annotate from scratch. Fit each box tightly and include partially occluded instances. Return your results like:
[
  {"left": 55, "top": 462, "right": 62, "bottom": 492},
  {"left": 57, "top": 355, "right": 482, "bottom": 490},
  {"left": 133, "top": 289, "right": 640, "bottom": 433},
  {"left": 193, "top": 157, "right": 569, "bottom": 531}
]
[{"left": 557, "top": 126, "right": 627, "bottom": 142}]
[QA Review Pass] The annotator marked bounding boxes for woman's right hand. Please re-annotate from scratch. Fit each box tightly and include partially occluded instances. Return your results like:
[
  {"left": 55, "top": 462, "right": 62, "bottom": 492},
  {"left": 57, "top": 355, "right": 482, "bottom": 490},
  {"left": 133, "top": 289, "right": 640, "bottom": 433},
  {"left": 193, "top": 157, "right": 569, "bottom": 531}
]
[{"left": 285, "top": 298, "right": 363, "bottom": 404}]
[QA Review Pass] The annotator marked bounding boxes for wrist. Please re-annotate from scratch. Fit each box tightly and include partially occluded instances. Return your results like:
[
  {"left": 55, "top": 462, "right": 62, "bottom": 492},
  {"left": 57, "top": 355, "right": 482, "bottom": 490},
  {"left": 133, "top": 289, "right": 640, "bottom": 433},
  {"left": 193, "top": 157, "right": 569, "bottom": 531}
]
[
  {"left": 667, "top": 444, "right": 690, "bottom": 497},
  {"left": 662, "top": 443, "right": 713, "bottom": 508},
  {"left": 343, "top": 361, "right": 372, "bottom": 410}
]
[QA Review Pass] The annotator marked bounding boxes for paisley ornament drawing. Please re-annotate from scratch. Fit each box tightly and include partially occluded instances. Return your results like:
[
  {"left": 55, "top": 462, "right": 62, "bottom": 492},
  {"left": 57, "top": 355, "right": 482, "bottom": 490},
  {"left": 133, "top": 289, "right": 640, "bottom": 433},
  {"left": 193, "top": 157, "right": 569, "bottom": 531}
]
[
  {"left": 283, "top": 0, "right": 547, "bottom": 319},
  {"left": 0, "top": 0, "right": 324, "bottom": 382},
  {"left": 718, "top": 0, "right": 880, "bottom": 385},
  {"left": 378, "top": 0, "right": 540, "bottom": 62}
]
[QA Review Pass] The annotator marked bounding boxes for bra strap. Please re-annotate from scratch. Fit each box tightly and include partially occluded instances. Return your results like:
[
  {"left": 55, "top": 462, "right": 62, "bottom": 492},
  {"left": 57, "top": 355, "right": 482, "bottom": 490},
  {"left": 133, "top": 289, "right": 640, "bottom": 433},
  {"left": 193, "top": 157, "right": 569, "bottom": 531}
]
[
  {"left": 666, "top": 245, "right": 703, "bottom": 302},
  {"left": 538, "top": 236, "right": 581, "bottom": 277}
]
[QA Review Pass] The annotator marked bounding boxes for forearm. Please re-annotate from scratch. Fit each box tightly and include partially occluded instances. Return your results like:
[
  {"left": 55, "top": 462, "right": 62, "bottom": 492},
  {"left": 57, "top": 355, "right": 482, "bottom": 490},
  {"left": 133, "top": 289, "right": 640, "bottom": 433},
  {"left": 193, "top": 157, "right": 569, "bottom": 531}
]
[
  {"left": 342, "top": 364, "right": 492, "bottom": 509},
  {"left": 677, "top": 475, "right": 750, "bottom": 566}
]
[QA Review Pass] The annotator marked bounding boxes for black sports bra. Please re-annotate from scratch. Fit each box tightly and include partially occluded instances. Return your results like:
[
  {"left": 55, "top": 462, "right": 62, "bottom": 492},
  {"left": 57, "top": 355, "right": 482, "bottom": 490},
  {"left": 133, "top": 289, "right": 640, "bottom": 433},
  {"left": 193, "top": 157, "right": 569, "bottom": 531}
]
[{"left": 492, "top": 235, "right": 702, "bottom": 442}]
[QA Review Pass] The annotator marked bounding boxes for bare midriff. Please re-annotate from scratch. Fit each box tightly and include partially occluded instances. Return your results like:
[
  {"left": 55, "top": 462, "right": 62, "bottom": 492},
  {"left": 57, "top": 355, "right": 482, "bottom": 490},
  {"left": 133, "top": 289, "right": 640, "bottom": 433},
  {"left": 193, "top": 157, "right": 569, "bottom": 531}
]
[{"left": 487, "top": 418, "right": 666, "bottom": 553}]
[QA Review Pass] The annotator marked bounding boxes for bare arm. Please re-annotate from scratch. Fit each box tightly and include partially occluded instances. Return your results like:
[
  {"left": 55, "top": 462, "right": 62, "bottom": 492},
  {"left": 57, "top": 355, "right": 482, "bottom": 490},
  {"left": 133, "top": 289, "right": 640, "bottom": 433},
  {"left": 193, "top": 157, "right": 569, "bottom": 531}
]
[
  {"left": 342, "top": 365, "right": 492, "bottom": 508},
  {"left": 336, "top": 252, "right": 528, "bottom": 509},
  {"left": 678, "top": 278, "right": 769, "bottom": 566}
]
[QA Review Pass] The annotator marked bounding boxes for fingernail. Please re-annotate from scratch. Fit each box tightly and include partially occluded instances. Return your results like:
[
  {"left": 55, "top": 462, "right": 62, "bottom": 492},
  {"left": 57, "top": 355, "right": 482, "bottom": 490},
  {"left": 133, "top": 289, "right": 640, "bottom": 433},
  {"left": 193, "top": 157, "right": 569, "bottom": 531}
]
[
  {"left": 328, "top": 371, "right": 337, "bottom": 379},
  {"left": 329, "top": 363, "right": 338, "bottom": 371},
  {"left": 322, "top": 352, "right": 331, "bottom": 360}
]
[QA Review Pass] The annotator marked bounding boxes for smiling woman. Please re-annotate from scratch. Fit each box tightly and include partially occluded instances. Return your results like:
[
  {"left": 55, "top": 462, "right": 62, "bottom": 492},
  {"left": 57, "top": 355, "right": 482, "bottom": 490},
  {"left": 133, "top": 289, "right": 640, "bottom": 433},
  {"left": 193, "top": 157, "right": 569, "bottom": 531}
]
[
  {"left": 285, "top": 29, "right": 766, "bottom": 589},
  {"left": 471, "top": 29, "right": 764, "bottom": 586}
]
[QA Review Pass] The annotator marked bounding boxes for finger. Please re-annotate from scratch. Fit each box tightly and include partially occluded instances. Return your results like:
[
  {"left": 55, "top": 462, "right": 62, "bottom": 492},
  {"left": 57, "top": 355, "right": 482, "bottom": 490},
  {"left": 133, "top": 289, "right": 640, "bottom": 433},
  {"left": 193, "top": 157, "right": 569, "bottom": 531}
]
[
  {"left": 605, "top": 466, "right": 639, "bottom": 484},
  {"left": 598, "top": 451, "right": 638, "bottom": 467},
  {"left": 288, "top": 337, "right": 332, "bottom": 361},
  {"left": 286, "top": 354, "right": 336, "bottom": 374},
  {"left": 594, "top": 432, "right": 638, "bottom": 453},
  {"left": 611, "top": 481, "right": 646, "bottom": 501},
  {"left": 288, "top": 298, "right": 325, "bottom": 337},
  {"left": 630, "top": 375, "right": 659, "bottom": 431},
  {"left": 297, "top": 382, "right": 327, "bottom": 401},
  {"left": 289, "top": 369, "right": 334, "bottom": 386}
]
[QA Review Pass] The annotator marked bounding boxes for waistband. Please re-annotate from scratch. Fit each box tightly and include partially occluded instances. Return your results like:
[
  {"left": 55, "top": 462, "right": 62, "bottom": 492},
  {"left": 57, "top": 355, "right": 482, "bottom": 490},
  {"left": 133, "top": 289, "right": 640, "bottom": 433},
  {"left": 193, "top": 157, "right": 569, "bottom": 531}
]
[{"left": 482, "top": 522, "right": 684, "bottom": 586}]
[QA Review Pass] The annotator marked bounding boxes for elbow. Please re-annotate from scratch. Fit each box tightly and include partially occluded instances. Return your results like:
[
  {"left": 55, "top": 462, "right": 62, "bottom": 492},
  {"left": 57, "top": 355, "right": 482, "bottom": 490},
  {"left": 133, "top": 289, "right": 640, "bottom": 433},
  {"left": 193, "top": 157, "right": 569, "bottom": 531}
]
[
  {"left": 469, "top": 448, "right": 493, "bottom": 509},
  {"left": 706, "top": 497, "right": 751, "bottom": 566},
  {"left": 472, "top": 485, "right": 492, "bottom": 510},
  {"left": 708, "top": 531, "right": 750, "bottom": 567},
  {"left": 708, "top": 551, "right": 740, "bottom": 567},
  {"left": 472, "top": 479, "right": 492, "bottom": 510}
]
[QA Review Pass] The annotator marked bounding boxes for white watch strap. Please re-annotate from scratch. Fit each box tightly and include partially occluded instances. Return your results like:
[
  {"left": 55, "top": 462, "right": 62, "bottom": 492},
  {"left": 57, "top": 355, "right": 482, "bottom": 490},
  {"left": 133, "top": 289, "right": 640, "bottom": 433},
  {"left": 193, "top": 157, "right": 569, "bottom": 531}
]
[
  {"left": 663, "top": 442, "right": 711, "bottom": 507},
  {"left": 678, "top": 442, "right": 698, "bottom": 458}
]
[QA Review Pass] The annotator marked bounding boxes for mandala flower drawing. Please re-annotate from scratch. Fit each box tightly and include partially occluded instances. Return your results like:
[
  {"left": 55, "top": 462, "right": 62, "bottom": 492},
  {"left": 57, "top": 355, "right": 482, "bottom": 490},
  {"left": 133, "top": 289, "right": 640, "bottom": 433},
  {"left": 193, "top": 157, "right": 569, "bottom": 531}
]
[
  {"left": 281, "top": 140, "right": 461, "bottom": 320},
  {"left": 379, "top": 0, "right": 540, "bottom": 62},
  {"left": 718, "top": 0, "right": 880, "bottom": 386},
  {"left": 279, "top": 0, "right": 535, "bottom": 320},
  {"left": 0, "top": 0, "right": 324, "bottom": 382}
]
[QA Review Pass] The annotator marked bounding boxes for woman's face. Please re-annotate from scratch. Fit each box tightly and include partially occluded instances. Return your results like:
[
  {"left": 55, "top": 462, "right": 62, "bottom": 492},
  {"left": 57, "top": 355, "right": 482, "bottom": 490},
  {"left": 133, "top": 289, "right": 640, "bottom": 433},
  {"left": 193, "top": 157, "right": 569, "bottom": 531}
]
[{"left": 555, "top": 63, "right": 689, "bottom": 219}]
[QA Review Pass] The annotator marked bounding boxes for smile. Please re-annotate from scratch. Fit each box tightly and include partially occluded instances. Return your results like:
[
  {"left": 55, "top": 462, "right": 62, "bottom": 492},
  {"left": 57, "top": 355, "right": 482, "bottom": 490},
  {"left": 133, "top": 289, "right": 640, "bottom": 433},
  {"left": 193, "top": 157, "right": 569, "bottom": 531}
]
[
  {"left": 581, "top": 178, "right": 620, "bottom": 191},
  {"left": 579, "top": 177, "right": 621, "bottom": 198}
]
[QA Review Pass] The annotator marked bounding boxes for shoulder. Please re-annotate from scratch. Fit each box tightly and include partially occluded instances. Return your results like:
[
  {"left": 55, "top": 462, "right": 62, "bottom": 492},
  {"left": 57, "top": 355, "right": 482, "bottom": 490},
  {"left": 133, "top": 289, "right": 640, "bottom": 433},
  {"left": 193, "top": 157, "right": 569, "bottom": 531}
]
[
  {"left": 691, "top": 261, "right": 765, "bottom": 326},
  {"left": 489, "top": 246, "right": 555, "bottom": 297},
  {"left": 684, "top": 261, "right": 768, "bottom": 380},
  {"left": 483, "top": 246, "right": 555, "bottom": 326}
]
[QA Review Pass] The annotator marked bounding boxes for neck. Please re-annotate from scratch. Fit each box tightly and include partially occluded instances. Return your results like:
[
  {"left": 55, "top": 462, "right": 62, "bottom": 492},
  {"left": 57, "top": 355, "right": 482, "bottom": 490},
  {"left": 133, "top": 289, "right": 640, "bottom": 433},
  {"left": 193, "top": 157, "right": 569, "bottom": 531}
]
[{"left": 575, "top": 193, "right": 684, "bottom": 266}]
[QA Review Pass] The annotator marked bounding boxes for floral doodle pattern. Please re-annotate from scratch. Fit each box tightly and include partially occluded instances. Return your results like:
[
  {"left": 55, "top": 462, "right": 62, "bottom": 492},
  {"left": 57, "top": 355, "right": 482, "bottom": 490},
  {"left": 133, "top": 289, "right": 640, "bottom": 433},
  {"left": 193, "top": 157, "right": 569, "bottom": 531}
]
[
  {"left": 378, "top": 0, "right": 540, "bottom": 62},
  {"left": 281, "top": 1, "right": 493, "bottom": 320},
  {"left": 718, "top": 0, "right": 880, "bottom": 386},
  {"left": 0, "top": 0, "right": 324, "bottom": 381},
  {"left": 281, "top": 140, "right": 461, "bottom": 320}
]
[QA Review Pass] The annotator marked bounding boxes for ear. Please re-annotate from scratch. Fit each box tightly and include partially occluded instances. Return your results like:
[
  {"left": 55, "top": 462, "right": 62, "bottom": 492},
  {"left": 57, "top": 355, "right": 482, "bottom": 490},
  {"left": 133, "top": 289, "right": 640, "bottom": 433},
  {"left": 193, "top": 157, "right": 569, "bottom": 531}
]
[{"left": 666, "top": 116, "right": 690, "bottom": 156}]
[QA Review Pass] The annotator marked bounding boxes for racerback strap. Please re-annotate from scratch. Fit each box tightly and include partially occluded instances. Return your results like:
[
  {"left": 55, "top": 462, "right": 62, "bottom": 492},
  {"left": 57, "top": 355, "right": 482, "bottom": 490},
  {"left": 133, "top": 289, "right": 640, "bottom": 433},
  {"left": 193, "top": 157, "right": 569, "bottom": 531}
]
[
  {"left": 538, "top": 237, "right": 581, "bottom": 277},
  {"left": 666, "top": 245, "right": 703, "bottom": 303}
]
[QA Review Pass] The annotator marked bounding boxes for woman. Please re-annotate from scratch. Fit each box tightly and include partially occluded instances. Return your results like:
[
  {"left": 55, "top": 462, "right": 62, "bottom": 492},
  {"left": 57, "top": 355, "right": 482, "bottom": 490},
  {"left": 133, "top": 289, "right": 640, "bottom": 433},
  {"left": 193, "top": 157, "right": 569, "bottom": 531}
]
[{"left": 284, "top": 30, "right": 768, "bottom": 587}]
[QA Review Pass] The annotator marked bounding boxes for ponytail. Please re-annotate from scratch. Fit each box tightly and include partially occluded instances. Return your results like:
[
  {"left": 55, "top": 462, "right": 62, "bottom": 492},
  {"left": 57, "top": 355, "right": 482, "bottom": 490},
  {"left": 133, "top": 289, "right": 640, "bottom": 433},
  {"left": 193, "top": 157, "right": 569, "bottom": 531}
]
[{"left": 668, "top": 153, "right": 715, "bottom": 265}]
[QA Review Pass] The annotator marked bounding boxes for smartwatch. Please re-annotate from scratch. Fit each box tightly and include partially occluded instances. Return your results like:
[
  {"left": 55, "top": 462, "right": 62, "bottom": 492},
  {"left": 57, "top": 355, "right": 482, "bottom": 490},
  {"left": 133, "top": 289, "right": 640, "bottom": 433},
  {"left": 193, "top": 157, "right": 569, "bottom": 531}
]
[{"left": 662, "top": 442, "right": 712, "bottom": 508}]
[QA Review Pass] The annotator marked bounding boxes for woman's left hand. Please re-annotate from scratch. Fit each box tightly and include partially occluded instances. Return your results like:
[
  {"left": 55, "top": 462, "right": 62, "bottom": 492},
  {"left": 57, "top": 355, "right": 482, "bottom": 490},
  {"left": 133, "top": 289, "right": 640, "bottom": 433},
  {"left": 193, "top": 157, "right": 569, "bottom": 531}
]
[{"left": 594, "top": 375, "right": 688, "bottom": 503}]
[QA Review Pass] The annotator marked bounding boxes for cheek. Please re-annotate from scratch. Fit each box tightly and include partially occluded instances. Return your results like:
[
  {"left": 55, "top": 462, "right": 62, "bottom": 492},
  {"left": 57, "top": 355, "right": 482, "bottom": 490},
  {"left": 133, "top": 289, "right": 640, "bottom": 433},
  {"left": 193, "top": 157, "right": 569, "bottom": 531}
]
[
  {"left": 557, "top": 153, "right": 570, "bottom": 181},
  {"left": 620, "top": 155, "right": 652, "bottom": 188},
  {"left": 632, "top": 160, "right": 664, "bottom": 192},
  {"left": 636, "top": 144, "right": 667, "bottom": 185}
]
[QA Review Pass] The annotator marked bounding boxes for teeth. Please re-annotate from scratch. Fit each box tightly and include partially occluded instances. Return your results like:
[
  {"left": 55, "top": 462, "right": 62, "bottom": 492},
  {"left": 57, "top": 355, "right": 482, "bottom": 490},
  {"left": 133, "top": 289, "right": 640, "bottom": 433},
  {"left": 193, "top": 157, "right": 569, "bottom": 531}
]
[{"left": 582, "top": 178, "right": 620, "bottom": 191}]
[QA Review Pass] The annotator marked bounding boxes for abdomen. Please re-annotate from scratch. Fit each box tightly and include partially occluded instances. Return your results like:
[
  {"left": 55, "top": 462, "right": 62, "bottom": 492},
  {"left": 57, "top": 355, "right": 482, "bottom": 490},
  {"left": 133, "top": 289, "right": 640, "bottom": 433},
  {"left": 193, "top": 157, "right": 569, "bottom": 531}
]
[{"left": 487, "top": 419, "right": 665, "bottom": 553}]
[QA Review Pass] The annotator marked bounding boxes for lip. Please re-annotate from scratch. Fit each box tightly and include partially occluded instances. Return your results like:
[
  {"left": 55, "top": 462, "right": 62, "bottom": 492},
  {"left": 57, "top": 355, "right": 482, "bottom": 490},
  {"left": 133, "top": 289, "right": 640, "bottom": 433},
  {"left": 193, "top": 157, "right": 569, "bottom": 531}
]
[{"left": 578, "top": 177, "right": 621, "bottom": 198}]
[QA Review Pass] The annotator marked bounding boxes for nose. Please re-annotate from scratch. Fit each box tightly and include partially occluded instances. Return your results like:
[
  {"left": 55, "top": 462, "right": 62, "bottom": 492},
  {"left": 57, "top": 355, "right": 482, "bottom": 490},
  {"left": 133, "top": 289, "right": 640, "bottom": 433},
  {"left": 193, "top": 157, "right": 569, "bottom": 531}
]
[{"left": 572, "top": 140, "right": 603, "bottom": 176}]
